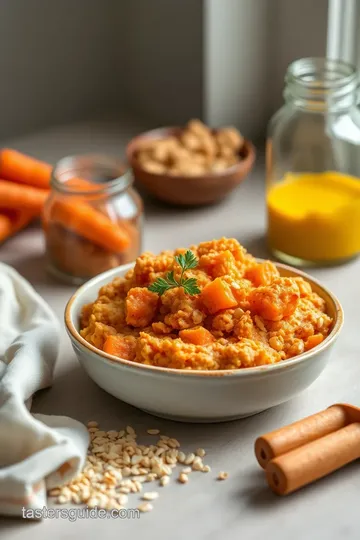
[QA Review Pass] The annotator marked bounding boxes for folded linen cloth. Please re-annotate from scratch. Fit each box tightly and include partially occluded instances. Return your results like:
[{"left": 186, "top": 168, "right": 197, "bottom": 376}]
[{"left": 0, "top": 262, "right": 89, "bottom": 517}]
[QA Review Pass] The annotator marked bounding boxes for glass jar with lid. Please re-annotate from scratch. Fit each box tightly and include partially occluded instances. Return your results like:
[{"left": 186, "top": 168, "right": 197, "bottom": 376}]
[
  {"left": 43, "top": 154, "right": 143, "bottom": 284},
  {"left": 266, "top": 57, "right": 360, "bottom": 266}
]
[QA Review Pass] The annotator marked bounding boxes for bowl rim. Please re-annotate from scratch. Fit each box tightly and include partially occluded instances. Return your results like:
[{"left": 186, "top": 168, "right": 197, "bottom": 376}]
[
  {"left": 125, "top": 126, "right": 256, "bottom": 180},
  {"left": 65, "top": 260, "right": 344, "bottom": 379}
]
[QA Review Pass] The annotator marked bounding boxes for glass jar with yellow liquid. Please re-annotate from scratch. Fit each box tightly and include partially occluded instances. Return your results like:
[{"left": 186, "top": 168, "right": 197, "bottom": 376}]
[{"left": 266, "top": 57, "right": 360, "bottom": 266}]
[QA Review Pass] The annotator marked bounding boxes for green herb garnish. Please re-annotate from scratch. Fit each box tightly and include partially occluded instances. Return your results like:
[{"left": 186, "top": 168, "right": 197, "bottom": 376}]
[{"left": 148, "top": 250, "right": 201, "bottom": 296}]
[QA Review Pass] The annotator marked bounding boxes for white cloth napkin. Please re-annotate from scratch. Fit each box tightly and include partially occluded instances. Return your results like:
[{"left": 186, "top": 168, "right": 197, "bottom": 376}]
[{"left": 0, "top": 262, "right": 89, "bottom": 517}]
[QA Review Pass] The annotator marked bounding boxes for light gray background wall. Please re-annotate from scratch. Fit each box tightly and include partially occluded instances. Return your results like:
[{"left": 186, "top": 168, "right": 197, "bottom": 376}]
[
  {"left": 204, "top": 0, "right": 271, "bottom": 140},
  {"left": 0, "top": 0, "right": 123, "bottom": 139},
  {"left": 204, "top": 0, "right": 328, "bottom": 140},
  {"left": 121, "top": 0, "right": 203, "bottom": 126},
  {"left": 269, "top": 0, "right": 328, "bottom": 114},
  {"left": 0, "top": 0, "right": 329, "bottom": 142}
]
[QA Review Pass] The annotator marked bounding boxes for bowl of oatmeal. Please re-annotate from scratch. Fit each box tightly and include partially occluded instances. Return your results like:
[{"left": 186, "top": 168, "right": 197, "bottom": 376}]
[{"left": 65, "top": 238, "right": 343, "bottom": 422}]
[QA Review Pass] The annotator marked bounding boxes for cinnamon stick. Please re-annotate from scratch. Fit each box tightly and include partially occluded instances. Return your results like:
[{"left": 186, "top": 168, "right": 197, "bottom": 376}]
[
  {"left": 255, "top": 404, "right": 349, "bottom": 468},
  {"left": 266, "top": 422, "right": 360, "bottom": 495}
]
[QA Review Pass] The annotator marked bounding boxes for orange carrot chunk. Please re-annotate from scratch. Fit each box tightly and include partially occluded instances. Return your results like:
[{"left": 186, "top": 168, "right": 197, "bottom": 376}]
[
  {"left": 103, "top": 335, "right": 136, "bottom": 360},
  {"left": 0, "top": 179, "right": 48, "bottom": 213},
  {"left": 305, "top": 333, "right": 324, "bottom": 351},
  {"left": 0, "top": 210, "right": 36, "bottom": 243},
  {"left": 50, "top": 200, "right": 130, "bottom": 253},
  {"left": 249, "top": 278, "right": 299, "bottom": 321},
  {"left": 126, "top": 287, "right": 159, "bottom": 327},
  {"left": 245, "top": 261, "right": 280, "bottom": 287},
  {"left": 201, "top": 277, "right": 238, "bottom": 314},
  {"left": 0, "top": 149, "right": 52, "bottom": 189},
  {"left": 179, "top": 326, "right": 215, "bottom": 346}
]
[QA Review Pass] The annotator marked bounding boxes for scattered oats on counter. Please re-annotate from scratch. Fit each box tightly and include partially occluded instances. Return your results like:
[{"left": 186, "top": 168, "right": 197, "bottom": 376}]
[
  {"left": 159, "top": 475, "right": 170, "bottom": 487},
  {"left": 142, "top": 491, "right": 159, "bottom": 501},
  {"left": 48, "top": 421, "right": 223, "bottom": 512},
  {"left": 138, "top": 502, "right": 153, "bottom": 513},
  {"left": 178, "top": 472, "right": 189, "bottom": 484}
]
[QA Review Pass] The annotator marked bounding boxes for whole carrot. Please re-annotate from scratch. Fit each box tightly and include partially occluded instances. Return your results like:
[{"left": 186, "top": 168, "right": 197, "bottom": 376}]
[
  {"left": 0, "top": 180, "right": 48, "bottom": 213},
  {"left": 0, "top": 149, "right": 102, "bottom": 191},
  {"left": 0, "top": 210, "right": 36, "bottom": 243},
  {"left": 0, "top": 149, "right": 52, "bottom": 189}
]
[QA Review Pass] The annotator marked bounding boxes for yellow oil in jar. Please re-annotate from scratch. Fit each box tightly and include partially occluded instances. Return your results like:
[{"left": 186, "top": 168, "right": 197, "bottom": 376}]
[{"left": 267, "top": 171, "right": 360, "bottom": 263}]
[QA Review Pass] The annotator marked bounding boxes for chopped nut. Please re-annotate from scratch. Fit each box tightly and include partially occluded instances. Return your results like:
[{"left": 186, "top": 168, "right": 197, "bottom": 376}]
[
  {"left": 202, "top": 465, "right": 211, "bottom": 473},
  {"left": 136, "top": 120, "right": 242, "bottom": 177},
  {"left": 196, "top": 448, "right": 206, "bottom": 458},
  {"left": 87, "top": 421, "right": 98, "bottom": 428},
  {"left": 182, "top": 467, "right": 192, "bottom": 474},
  {"left": 217, "top": 471, "right": 228, "bottom": 480}
]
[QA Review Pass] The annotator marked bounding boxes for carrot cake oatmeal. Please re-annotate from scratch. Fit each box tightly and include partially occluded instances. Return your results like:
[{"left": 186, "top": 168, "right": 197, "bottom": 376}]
[{"left": 80, "top": 238, "right": 333, "bottom": 370}]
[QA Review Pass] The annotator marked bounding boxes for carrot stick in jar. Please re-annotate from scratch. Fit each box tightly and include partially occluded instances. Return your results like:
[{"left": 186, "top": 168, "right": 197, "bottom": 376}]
[
  {"left": 255, "top": 405, "right": 349, "bottom": 469},
  {"left": 266, "top": 422, "right": 360, "bottom": 495},
  {"left": 50, "top": 200, "right": 130, "bottom": 253},
  {"left": 0, "top": 148, "right": 131, "bottom": 252}
]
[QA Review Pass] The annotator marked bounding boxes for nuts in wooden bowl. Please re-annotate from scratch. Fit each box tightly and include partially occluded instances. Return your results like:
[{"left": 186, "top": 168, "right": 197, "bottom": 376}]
[
  {"left": 126, "top": 120, "right": 256, "bottom": 206},
  {"left": 135, "top": 119, "right": 245, "bottom": 176}
]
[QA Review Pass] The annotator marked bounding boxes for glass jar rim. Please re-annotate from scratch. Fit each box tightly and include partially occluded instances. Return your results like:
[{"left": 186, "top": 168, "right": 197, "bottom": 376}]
[
  {"left": 285, "top": 57, "right": 357, "bottom": 90},
  {"left": 51, "top": 154, "right": 133, "bottom": 196}
]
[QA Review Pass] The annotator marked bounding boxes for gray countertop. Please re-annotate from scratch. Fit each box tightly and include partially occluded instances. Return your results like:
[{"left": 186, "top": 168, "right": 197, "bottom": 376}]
[{"left": 1, "top": 120, "right": 360, "bottom": 540}]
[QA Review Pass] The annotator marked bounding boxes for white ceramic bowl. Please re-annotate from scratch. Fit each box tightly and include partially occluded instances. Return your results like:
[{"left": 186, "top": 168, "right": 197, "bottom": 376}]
[{"left": 65, "top": 262, "right": 343, "bottom": 423}]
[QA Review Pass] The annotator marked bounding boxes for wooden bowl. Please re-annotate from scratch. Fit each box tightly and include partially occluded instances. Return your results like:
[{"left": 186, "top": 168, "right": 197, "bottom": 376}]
[{"left": 126, "top": 127, "right": 256, "bottom": 206}]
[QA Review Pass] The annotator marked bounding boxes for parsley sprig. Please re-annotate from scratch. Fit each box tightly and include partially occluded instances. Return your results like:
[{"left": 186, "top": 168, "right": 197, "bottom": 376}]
[{"left": 148, "top": 250, "right": 201, "bottom": 296}]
